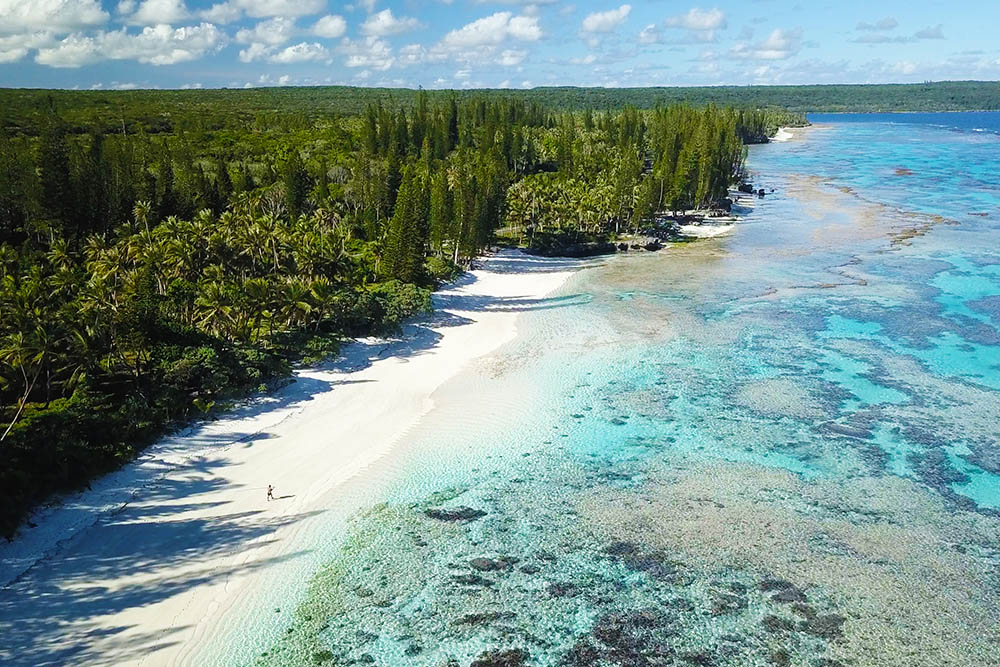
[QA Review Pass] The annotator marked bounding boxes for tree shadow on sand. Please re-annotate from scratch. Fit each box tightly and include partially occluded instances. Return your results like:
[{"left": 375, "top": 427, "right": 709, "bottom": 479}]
[
  {"left": 0, "top": 252, "right": 591, "bottom": 665},
  {"left": 0, "top": 458, "right": 321, "bottom": 666}
]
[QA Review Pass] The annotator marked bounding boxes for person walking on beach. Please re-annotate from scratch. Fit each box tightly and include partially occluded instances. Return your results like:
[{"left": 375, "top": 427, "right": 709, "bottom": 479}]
[{"left": 267, "top": 484, "right": 275, "bottom": 502}]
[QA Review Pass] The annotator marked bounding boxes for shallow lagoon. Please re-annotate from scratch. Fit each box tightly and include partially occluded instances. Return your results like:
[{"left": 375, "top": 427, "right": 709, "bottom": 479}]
[{"left": 255, "top": 117, "right": 1000, "bottom": 666}]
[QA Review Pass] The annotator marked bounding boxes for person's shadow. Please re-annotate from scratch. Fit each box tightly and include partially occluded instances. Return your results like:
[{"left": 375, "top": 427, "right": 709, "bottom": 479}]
[{"left": 274, "top": 495, "right": 295, "bottom": 500}]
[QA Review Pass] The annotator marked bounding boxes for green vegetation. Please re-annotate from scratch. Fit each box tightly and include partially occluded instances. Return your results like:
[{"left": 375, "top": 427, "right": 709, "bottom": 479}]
[
  {"left": 0, "top": 90, "right": 794, "bottom": 537},
  {"left": 1, "top": 81, "right": 995, "bottom": 137}
]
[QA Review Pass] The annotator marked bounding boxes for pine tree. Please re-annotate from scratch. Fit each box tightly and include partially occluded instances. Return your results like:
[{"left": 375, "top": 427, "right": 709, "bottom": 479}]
[
  {"left": 428, "top": 169, "right": 451, "bottom": 256},
  {"left": 215, "top": 158, "right": 233, "bottom": 206},
  {"left": 385, "top": 164, "right": 425, "bottom": 283},
  {"left": 37, "top": 116, "right": 74, "bottom": 233},
  {"left": 282, "top": 150, "right": 309, "bottom": 219},
  {"left": 156, "top": 146, "right": 177, "bottom": 221},
  {"left": 315, "top": 157, "right": 329, "bottom": 204}
]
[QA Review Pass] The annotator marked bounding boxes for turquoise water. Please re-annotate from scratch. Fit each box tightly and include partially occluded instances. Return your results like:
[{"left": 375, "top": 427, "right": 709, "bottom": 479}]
[{"left": 257, "top": 117, "right": 1000, "bottom": 666}]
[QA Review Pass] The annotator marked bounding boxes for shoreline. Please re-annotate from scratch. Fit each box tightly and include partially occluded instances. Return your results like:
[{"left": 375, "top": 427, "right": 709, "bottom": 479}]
[{"left": 0, "top": 249, "right": 584, "bottom": 666}]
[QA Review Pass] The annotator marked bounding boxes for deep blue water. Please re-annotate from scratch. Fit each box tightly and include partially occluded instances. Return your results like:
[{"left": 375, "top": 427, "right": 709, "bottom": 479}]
[
  {"left": 249, "top": 115, "right": 1000, "bottom": 666},
  {"left": 808, "top": 111, "right": 1000, "bottom": 135}
]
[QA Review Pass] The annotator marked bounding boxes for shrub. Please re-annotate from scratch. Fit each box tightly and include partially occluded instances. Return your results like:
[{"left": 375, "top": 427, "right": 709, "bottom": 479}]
[
  {"left": 368, "top": 280, "right": 432, "bottom": 331},
  {"left": 425, "top": 256, "right": 462, "bottom": 284}
]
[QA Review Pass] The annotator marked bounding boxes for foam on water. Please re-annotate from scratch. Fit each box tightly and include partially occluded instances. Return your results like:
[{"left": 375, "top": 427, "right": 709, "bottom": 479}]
[{"left": 232, "top": 115, "right": 1000, "bottom": 666}]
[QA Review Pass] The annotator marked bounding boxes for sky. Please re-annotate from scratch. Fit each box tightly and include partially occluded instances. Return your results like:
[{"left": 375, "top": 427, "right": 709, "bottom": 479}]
[{"left": 0, "top": 0, "right": 998, "bottom": 90}]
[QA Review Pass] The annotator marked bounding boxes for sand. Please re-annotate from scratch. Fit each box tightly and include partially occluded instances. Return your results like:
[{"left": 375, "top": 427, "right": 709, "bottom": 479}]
[
  {"left": 0, "top": 250, "right": 582, "bottom": 667},
  {"left": 772, "top": 126, "right": 795, "bottom": 142},
  {"left": 677, "top": 223, "right": 735, "bottom": 238}
]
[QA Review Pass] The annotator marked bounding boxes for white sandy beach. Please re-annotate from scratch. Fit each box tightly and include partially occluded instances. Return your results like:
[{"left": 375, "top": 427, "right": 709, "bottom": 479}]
[
  {"left": 0, "top": 250, "right": 582, "bottom": 666},
  {"left": 676, "top": 223, "right": 735, "bottom": 238},
  {"left": 772, "top": 127, "right": 794, "bottom": 142}
]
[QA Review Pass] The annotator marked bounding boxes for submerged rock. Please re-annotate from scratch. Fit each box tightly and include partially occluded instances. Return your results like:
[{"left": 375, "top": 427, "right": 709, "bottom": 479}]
[
  {"left": 771, "top": 587, "right": 808, "bottom": 604},
  {"left": 453, "top": 574, "right": 493, "bottom": 587},
  {"left": 762, "top": 615, "right": 796, "bottom": 633},
  {"left": 469, "top": 648, "right": 529, "bottom": 667},
  {"left": 759, "top": 578, "right": 808, "bottom": 603},
  {"left": 709, "top": 589, "right": 747, "bottom": 615},
  {"left": 603, "top": 541, "right": 640, "bottom": 556},
  {"left": 424, "top": 506, "right": 487, "bottom": 522},
  {"left": 469, "top": 556, "right": 519, "bottom": 572},
  {"left": 546, "top": 581, "right": 578, "bottom": 598},
  {"left": 769, "top": 649, "right": 792, "bottom": 666},
  {"left": 453, "top": 611, "right": 516, "bottom": 626},
  {"left": 800, "top": 614, "right": 846, "bottom": 640}
]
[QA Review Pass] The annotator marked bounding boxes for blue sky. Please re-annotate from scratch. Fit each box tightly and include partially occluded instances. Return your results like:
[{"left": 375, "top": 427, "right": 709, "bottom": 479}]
[{"left": 1, "top": 0, "right": 997, "bottom": 90}]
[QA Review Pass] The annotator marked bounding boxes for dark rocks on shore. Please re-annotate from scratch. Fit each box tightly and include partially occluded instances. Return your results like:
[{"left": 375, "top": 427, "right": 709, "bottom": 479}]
[
  {"left": 529, "top": 241, "right": 617, "bottom": 258},
  {"left": 424, "top": 506, "right": 487, "bottom": 522},
  {"left": 738, "top": 183, "right": 755, "bottom": 194},
  {"left": 469, "top": 648, "right": 529, "bottom": 667}
]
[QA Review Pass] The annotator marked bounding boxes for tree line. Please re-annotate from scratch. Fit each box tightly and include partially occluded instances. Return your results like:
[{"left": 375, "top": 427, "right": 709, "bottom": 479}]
[{"left": 0, "top": 92, "right": 791, "bottom": 537}]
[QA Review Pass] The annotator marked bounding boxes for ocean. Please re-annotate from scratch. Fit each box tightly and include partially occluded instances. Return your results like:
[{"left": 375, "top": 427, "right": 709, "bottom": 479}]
[{"left": 240, "top": 113, "right": 1000, "bottom": 666}]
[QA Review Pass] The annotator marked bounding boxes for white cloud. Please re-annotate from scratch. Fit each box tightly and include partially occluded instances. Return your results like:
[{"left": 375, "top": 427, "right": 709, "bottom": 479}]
[
  {"left": 893, "top": 60, "right": 917, "bottom": 74},
  {"left": 0, "top": 31, "right": 53, "bottom": 63},
  {"left": 180, "top": 81, "right": 203, "bottom": 88},
  {"left": 231, "top": 0, "right": 325, "bottom": 19},
  {"left": 398, "top": 43, "right": 426, "bottom": 65},
  {"left": 36, "top": 22, "right": 226, "bottom": 67},
  {"left": 441, "top": 12, "right": 541, "bottom": 49},
  {"left": 853, "top": 33, "right": 911, "bottom": 44},
  {"left": 498, "top": 48, "right": 526, "bottom": 65},
  {"left": 508, "top": 15, "right": 542, "bottom": 40},
  {"left": 257, "top": 73, "right": 291, "bottom": 85},
  {"left": 361, "top": 9, "right": 420, "bottom": 37},
  {"left": 0, "top": 0, "right": 108, "bottom": 35},
  {"left": 730, "top": 27, "right": 802, "bottom": 60},
  {"left": 128, "top": 0, "right": 189, "bottom": 25},
  {"left": 664, "top": 7, "right": 727, "bottom": 41},
  {"left": 238, "top": 42, "right": 270, "bottom": 62},
  {"left": 313, "top": 15, "right": 347, "bottom": 38},
  {"left": 568, "top": 53, "right": 597, "bottom": 65},
  {"left": 339, "top": 35, "right": 394, "bottom": 70},
  {"left": 199, "top": 2, "right": 242, "bottom": 24},
  {"left": 269, "top": 41, "right": 329, "bottom": 63},
  {"left": 638, "top": 23, "right": 660, "bottom": 44},
  {"left": 117, "top": 0, "right": 136, "bottom": 14},
  {"left": 581, "top": 4, "right": 630, "bottom": 34},
  {"left": 915, "top": 24, "right": 944, "bottom": 40},
  {"left": 856, "top": 17, "right": 898, "bottom": 31},
  {"left": 235, "top": 16, "right": 296, "bottom": 60}
]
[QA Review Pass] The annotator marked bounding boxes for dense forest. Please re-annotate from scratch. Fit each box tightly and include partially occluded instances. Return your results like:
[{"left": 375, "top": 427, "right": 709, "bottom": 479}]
[
  {"left": 1, "top": 80, "right": 996, "bottom": 137},
  {"left": 0, "top": 91, "right": 798, "bottom": 537}
]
